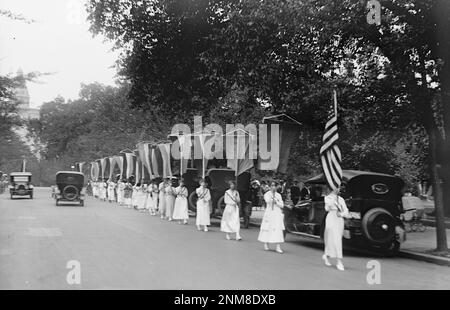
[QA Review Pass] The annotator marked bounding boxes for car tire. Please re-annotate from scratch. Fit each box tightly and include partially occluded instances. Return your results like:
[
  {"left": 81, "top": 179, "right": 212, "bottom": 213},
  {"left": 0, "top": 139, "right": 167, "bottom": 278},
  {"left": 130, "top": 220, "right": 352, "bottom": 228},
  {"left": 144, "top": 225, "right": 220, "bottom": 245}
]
[
  {"left": 55, "top": 199, "right": 59, "bottom": 206},
  {"left": 361, "top": 207, "right": 396, "bottom": 245},
  {"left": 80, "top": 200, "right": 84, "bottom": 207}
]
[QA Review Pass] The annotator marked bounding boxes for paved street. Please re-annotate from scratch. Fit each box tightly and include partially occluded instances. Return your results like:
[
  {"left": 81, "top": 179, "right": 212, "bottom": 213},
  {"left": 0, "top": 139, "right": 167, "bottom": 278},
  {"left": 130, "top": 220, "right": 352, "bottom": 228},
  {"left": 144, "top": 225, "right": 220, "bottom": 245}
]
[{"left": 1, "top": 188, "right": 449, "bottom": 290}]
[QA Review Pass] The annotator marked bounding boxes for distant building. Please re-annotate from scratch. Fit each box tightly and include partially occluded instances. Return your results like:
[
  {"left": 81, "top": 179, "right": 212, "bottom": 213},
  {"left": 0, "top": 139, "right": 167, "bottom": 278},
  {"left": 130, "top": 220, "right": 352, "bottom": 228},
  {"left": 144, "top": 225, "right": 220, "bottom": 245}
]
[{"left": 14, "top": 69, "right": 40, "bottom": 120}]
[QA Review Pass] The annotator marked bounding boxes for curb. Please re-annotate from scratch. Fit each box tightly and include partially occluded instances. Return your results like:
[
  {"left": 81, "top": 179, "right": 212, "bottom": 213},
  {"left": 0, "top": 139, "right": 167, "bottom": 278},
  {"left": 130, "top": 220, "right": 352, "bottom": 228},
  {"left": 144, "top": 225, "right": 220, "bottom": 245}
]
[
  {"left": 249, "top": 219, "right": 450, "bottom": 267},
  {"left": 398, "top": 250, "right": 450, "bottom": 267}
]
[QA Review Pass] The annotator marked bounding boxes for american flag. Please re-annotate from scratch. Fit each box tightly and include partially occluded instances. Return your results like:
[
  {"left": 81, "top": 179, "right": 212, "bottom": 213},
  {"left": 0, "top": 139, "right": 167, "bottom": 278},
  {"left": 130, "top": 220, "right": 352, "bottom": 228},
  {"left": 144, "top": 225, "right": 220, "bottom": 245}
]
[{"left": 320, "top": 90, "right": 342, "bottom": 191}]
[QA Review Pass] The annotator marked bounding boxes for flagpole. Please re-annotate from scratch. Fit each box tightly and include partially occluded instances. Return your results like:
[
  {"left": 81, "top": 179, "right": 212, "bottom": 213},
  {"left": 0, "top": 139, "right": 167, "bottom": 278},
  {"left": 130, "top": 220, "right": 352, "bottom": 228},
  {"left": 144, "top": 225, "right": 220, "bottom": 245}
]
[{"left": 333, "top": 89, "right": 338, "bottom": 116}]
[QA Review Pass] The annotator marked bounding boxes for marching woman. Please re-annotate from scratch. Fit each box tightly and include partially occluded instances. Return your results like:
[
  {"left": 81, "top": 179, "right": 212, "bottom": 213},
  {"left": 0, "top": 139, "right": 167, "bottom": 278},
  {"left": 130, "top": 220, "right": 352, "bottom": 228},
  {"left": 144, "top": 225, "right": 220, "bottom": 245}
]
[
  {"left": 92, "top": 181, "right": 98, "bottom": 199},
  {"left": 117, "top": 178, "right": 125, "bottom": 206},
  {"left": 107, "top": 179, "right": 116, "bottom": 203},
  {"left": 258, "top": 181, "right": 285, "bottom": 254},
  {"left": 152, "top": 180, "right": 159, "bottom": 215},
  {"left": 221, "top": 181, "right": 242, "bottom": 241},
  {"left": 172, "top": 179, "right": 189, "bottom": 224},
  {"left": 322, "top": 186, "right": 349, "bottom": 271},
  {"left": 99, "top": 178, "right": 107, "bottom": 202},
  {"left": 132, "top": 182, "right": 140, "bottom": 209},
  {"left": 165, "top": 178, "right": 176, "bottom": 221},
  {"left": 196, "top": 178, "right": 211, "bottom": 232},
  {"left": 123, "top": 180, "right": 133, "bottom": 208},
  {"left": 158, "top": 179, "right": 167, "bottom": 219},
  {"left": 137, "top": 179, "right": 147, "bottom": 211},
  {"left": 145, "top": 181, "right": 154, "bottom": 214}
]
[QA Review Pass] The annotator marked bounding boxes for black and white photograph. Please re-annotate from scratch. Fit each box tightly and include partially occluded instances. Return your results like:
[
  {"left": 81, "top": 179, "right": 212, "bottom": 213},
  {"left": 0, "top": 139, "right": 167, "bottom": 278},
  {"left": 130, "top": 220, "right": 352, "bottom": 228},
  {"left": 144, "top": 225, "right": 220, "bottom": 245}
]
[{"left": 0, "top": 0, "right": 450, "bottom": 295}]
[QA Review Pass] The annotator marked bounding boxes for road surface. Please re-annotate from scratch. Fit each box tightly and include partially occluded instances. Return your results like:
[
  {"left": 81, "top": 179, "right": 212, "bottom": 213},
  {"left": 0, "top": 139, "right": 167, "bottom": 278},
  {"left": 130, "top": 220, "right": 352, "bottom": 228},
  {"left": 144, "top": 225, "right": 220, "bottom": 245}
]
[{"left": 1, "top": 187, "right": 449, "bottom": 289}]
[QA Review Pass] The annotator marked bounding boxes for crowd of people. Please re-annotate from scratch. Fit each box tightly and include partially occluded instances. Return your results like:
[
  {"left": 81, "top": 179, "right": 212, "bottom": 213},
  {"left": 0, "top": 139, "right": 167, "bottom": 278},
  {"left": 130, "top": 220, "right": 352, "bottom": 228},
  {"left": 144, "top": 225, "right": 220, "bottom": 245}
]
[{"left": 86, "top": 175, "right": 349, "bottom": 270}]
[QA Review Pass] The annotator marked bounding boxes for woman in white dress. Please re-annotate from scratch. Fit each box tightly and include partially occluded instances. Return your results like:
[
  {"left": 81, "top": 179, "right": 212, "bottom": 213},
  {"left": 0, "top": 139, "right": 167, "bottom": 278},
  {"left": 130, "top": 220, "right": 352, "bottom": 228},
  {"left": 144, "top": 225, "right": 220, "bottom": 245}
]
[
  {"left": 99, "top": 179, "right": 107, "bottom": 201},
  {"left": 221, "top": 181, "right": 242, "bottom": 241},
  {"left": 196, "top": 178, "right": 211, "bottom": 232},
  {"left": 117, "top": 179, "right": 125, "bottom": 206},
  {"left": 132, "top": 182, "right": 140, "bottom": 209},
  {"left": 92, "top": 181, "right": 98, "bottom": 198},
  {"left": 322, "top": 187, "right": 349, "bottom": 271},
  {"left": 123, "top": 181, "right": 133, "bottom": 208},
  {"left": 165, "top": 179, "right": 176, "bottom": 221},
  {"left": 145, "top": 181, "right": 154, "bottom": 214},
  {"left": 172, "top": 179, "right": 189, "bottom": 224},
  {"left": 107, "top": 180, "right": 116, "bottom": 203},
  {"left": 258, "top": 181, "right": 285, "bottom": 254},
  {"left": 158, "top": 179, "right": 167, "bottom": 219},
  {"left": 137, "top": 180, "right": 147, "bottom": 211},
  {"left": 152, "top": 181, "right": 159, "bottom": 215}
]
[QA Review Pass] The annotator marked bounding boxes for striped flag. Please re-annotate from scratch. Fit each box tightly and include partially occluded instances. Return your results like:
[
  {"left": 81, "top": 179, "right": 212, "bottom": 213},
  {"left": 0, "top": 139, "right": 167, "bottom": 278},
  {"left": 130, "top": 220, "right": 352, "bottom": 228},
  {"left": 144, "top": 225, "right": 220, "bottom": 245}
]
[{"left": 320, "top": 90, "right": 342, "bottom": 191}]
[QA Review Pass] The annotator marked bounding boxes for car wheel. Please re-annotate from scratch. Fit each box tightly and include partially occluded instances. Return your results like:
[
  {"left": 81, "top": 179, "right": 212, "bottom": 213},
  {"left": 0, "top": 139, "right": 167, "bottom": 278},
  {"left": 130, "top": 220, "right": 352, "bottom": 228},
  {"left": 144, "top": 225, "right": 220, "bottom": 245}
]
[
  {"left": 30, "top": 193, "right": 33, "bottom": 199},
  {"left": 80, "top": 200, "right": 84, "bottom": 207},
  {"left": 362, "top": 208, "right": 396, "bottom": 245},
  {"left": 10, "top": 194, "right": 14, "bottom": 200},
  {"left": 55, "top": 199, "right": 59, "bottom": 206}
]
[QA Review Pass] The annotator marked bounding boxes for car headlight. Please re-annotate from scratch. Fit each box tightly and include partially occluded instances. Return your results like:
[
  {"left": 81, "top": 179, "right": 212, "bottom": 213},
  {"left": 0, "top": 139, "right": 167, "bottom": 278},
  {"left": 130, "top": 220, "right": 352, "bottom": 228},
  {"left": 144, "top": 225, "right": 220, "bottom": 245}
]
[{"left": 349, "top": 212, "right": 361, "bottom": 220}]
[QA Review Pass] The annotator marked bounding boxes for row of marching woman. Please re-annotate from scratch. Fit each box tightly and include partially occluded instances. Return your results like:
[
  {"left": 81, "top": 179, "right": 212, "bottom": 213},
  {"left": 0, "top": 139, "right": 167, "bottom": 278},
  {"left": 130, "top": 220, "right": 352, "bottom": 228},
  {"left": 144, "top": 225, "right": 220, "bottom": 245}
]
[
  {"left": 86, "top": 176, "right": 287, "bottom": 254},
  {"left": 81, "top": 105, "right": 350, "bottom": 271}
]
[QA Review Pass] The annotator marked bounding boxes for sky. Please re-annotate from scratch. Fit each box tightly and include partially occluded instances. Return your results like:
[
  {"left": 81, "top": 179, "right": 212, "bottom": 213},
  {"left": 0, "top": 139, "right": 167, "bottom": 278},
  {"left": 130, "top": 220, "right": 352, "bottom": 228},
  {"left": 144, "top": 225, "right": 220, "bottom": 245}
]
[{"left": 0, "top": 0, "right": 120, "bottom": 108}]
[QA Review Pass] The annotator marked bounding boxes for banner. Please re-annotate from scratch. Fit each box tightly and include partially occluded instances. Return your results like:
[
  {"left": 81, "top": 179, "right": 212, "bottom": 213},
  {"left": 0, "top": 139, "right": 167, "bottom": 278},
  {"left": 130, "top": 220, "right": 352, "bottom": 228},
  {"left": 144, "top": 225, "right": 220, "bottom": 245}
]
[
  {"left": 226, "top": 129, "right": 254, "bottom": 176},
  {"left": 137, "top": 142, "right": 153, "bottom": 179},
  {"left": 257, "top": 114, "right": 301, "bottom": 173},
  {"left": 158, "top": 143, "right": 172, "bottom": 178}
]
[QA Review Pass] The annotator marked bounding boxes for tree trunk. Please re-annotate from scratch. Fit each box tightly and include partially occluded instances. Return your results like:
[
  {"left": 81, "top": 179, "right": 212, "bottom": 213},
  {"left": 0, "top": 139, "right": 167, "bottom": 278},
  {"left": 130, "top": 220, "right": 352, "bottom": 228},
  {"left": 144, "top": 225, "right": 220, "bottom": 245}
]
[{"left": 433, "top": 0, "right": 450, "bottom": 217}]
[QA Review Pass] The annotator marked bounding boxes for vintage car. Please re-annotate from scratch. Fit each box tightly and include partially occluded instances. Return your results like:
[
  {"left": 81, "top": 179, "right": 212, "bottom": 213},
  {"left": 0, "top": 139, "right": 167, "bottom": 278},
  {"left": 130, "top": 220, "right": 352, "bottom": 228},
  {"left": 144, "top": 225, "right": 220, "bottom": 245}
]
[
  {"left": 9, "top": 172, "right": 33, "bottom": 199},
  {"left": 54, "top": 171, "right": 85, "bottom": 206},
  {"left": 283, "top": 170, "right": 406, "bottom": 256},
  {"left": 187, "top": 168, "right": 252, "bottom": 226}
]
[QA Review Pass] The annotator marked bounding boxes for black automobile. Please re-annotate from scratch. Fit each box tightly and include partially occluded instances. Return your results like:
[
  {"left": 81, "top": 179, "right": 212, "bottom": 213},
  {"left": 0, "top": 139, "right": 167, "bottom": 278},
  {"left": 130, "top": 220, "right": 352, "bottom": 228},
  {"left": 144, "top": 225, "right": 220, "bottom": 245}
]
[
  {"left": 54, "top": 171, "right": 85, "bottom": 206},
  {"left": 283, "top": 170, "right": 406, "bottom": 256},
  {"left": 9, "top": 172, "right": 33, "bottom": 199}
]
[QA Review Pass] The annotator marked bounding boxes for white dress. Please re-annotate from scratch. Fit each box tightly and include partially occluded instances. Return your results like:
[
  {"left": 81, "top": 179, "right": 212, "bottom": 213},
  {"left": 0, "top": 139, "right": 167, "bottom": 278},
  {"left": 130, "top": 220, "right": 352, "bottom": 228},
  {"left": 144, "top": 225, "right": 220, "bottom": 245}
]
[
  {"left": 92, "top": 182, "right": 98, "bottom": 198},
  {"left": 324, "top": 193, "right": 349, "bottom": 259},
  {"left": 137, "top": 185, "right": 147, "bottom": 210},
  {"left": 196, "top": 187, "right": 211, "bottom": 226},
  {"left": 221, "top": 189, "right": 241, "bottom": 233},
  {"left": 172, "top": 186, "right": 189, "bottom": 220},
  {"left": 145, "top": 186, "right": 154, "bottom": 210},
  {"left": 158, "top": 182, "right": 166, "bottom": 215},
  {"left": 165, "top": 185, "right": 176, "bottom": 218},
  {"left": 117, "top": 181, "right": 125, "bottom": 205},
  {"left": 258, "top": 191, "right": 285, "bottom": 243},
  {"left": 152, "top": 184, "right": 159, "bottom": 212},
  {"left": 99, "top": 182, "right": 107, "bottom": 200},
  {"left": 132, "top": 186, "right": 139, "bottom": 207},
  {"left": 123, "top": 183, "right": 133, "bottom": 207},
  {"left": 107, "top": 182, "right": 116, "bottom": 202}
]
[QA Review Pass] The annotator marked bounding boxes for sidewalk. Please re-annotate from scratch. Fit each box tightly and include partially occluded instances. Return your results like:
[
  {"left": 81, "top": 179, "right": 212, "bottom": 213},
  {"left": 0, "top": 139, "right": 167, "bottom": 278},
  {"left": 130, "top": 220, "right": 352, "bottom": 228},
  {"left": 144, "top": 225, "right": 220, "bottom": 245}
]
[{"left": 249, "top": 209, "right": 450, "bottom": 266}]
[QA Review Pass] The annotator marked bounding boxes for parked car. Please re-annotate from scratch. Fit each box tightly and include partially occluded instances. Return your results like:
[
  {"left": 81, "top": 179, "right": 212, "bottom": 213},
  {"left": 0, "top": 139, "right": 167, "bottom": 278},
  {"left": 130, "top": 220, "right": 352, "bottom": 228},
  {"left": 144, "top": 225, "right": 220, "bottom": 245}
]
[
  {"left": 283, "top": 170, "right": 406, "bottom": 256},
  {"left": 54, "top": 171, "right": 85, "bottom": 206},
  {"left": 9, "top": 172, "right": 33, "bottom": 199}
]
